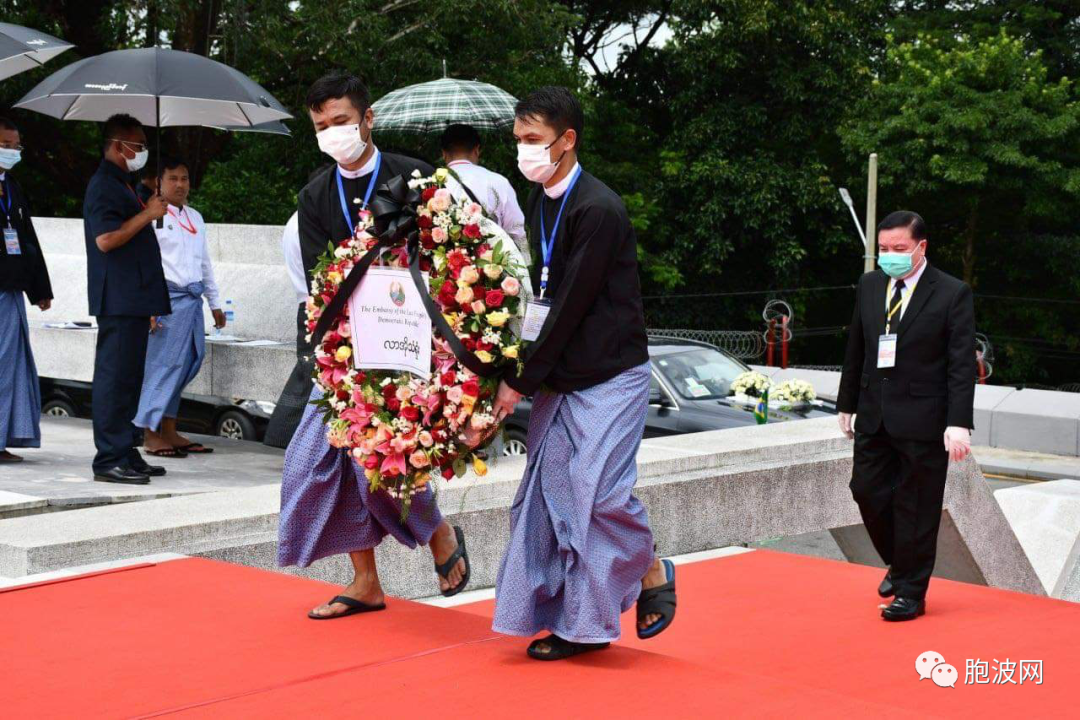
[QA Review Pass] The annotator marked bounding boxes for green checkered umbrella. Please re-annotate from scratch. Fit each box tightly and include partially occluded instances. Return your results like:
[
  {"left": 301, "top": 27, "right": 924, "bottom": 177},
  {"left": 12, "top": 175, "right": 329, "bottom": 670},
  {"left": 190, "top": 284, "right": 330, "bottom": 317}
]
[{"left": 372, "top": 78, "right": 517, "bottom": 133}]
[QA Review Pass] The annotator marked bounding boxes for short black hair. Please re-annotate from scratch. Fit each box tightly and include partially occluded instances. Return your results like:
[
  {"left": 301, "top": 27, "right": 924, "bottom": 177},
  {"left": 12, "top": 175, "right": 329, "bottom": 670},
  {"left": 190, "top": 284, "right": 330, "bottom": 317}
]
[
  {"left": 878, "top": 210, "right": 927, "bottom": 241},
  {"left": 102, "top": 113, "right": 143, "bottom": 152},
  {"left": 158, "top": 156, "right": 189, "bottom": 180},
  {"left": 0, "top": 117, "right": 18, "bottom": 132},
  {"left": 306, "top": 73, "right": 370, "bottom": 115},
  {"left": 514, "top": 86, "right": 584, "bottom": 152},
  {"left": 440, "top": 123, "right": 481, "bottom": 153}
]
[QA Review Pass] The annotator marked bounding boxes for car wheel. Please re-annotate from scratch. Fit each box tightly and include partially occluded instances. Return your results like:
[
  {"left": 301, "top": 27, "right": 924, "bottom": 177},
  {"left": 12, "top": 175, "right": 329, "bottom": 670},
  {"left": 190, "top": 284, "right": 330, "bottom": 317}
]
[
  {"left": 503, "top": 428, "right": 528, "bottom": 456},
  {"left": 42, "top": 399, "right": 77, "bottom": 418},
  {"left": 216, "top": 410, "right": 257, "bottom": 441}
]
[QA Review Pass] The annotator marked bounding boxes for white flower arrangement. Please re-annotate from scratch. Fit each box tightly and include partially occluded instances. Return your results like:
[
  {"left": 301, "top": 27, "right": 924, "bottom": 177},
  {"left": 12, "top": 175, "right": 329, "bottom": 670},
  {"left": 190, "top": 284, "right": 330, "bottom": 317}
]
[
  {"left": 772, "top": 378, "right": 817, "bottom": 404},
  {"left": 731, "top": 371, "right": 772, "bottom": 398}
]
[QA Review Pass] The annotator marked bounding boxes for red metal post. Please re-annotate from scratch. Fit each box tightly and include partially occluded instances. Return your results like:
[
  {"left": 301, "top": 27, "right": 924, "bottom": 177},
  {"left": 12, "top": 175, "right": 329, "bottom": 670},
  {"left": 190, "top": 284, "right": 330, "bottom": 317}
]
[
  {"left": 781, "top": 316, "right": 789, "bottom": 369},
  {"left": 766, "top": 318, "right": 776, "bottom": 367}
]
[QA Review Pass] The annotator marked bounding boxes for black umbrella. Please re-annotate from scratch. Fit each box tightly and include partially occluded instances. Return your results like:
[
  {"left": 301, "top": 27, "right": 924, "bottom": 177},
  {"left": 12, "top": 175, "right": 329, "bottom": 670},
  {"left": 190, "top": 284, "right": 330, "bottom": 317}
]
[
  {"left": 208, "top": 120, "right": 292, "bottom": 136},
  {"left": 0, "top": 22, "right": 73, "bottom": 81},
  {"left": 14, "top": 47, "right": 290, "bottom": 126}
]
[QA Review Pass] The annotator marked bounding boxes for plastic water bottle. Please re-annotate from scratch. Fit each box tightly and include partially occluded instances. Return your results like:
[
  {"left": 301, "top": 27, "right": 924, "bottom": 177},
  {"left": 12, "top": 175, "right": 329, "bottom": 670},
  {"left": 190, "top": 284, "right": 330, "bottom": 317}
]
[{"left": 225, "top": 299, "right": 235, "bottom": 324}]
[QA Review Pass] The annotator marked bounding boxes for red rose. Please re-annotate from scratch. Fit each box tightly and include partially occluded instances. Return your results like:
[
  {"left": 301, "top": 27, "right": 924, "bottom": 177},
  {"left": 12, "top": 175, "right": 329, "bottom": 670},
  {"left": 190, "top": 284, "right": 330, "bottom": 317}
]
[
  {"left": 420, "top": 231, "right": 435, "bottom": 250},
  {"left": 462, "top": 379, "right": 480, "bottom": 397},
  {"left": 476, "top": 243, "right": 491, "bottom": 257},
  {"left": 336, "top": 389, "right": 349, "bottom": 401},
  {"left": 440, "top": 370, "right": 457, "bottom": 386},
  {"left": 420, "top": 257, "right": 433, "bottom": 273},
  {"left": 442, "top": 466, "right": 456, "bottom": 480},
  {"left": 386, "top": 398, "right": 401, "bottom": 412},
  {"left": 462, "top": 337, "right": 476, "bottom": 351},
  {"left": 485, "top": 290, "right": 504, "bottom": 308},
  {"left": 422, "top": 187, "right": 436, "bottom": 201},
  {"left": 476, "top": 340, "right": 493, "bottom": 352},
  {"left": 417, "top": 214, "right": 433, "bottom": 229},
  {"left": 447, "top": 251, "right": 468, "bottom": 270},
  {"left": 381, "top": 384, "right": 398, "bottom": 401},
  {"left": 463, "top": 223, "right": 481, "bottom": 239},
  {"left": 401, "top": 405, "right": 420, "bottom": 422},
  {"left": 364, "top": 454, "right": 380, "bottom": 470}
]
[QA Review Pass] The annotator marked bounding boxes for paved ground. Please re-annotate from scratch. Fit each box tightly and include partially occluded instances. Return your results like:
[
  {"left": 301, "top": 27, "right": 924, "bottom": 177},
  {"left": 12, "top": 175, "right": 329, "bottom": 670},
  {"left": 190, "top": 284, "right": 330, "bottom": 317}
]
[{"left": 0, "top": 417, "right": 283, "bottom": 503}]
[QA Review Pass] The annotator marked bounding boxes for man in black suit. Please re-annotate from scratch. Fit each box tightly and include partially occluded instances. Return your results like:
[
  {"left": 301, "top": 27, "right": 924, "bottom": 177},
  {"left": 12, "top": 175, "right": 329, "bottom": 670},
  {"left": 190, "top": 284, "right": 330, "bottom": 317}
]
[
  {"left": 83, "top": 114, "right": 171, "bottom": 485},
  {"left": 837, "top": 210, "right": 976, "bottom": 621}
]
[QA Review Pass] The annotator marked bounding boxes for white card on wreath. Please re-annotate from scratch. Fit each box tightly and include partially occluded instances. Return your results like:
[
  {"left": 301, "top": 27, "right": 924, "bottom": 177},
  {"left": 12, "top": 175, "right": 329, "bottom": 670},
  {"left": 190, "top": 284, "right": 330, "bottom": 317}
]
[{"left": 348, "top": 267, "right": 432, "bottom": 379}]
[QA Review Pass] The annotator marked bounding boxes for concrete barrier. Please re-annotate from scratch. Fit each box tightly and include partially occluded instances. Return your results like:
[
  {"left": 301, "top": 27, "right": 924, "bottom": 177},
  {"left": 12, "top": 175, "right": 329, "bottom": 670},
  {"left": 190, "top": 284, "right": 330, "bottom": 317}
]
[
  {"left": 0, "top": 418, "right": 1044, "bottom": 601},
  {"left": 995, "top": 480, "right": 1080, "bottom": 597}
]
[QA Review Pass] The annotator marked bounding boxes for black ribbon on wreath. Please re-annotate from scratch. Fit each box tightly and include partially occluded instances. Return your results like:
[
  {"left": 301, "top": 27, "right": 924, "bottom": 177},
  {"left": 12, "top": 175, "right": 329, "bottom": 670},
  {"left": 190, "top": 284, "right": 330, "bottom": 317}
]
[{"left": 310, "top": 173, "right": 498, "bottom": 379}]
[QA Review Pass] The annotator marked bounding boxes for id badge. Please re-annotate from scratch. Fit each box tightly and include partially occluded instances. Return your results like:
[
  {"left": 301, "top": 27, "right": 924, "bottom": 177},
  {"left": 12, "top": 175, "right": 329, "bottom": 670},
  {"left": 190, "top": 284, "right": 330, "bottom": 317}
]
[
  {"left": 3, "top": 228, "right": 20, "bottom": 255},
  {"left": 521, "top": 299, "right": 552, "bottom": 342},
  {"left": 877, "top": 333, "right": 897, "bottom": 368}
]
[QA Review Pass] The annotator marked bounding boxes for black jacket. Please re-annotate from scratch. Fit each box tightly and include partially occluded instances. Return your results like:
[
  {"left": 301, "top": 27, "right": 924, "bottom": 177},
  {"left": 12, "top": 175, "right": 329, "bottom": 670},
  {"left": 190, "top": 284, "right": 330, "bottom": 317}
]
[
  {"left": 82, "top": 159, "right": 170, "bottom": 317},
  {"left": 837, "top": 264, "right": 976, "bottom": 441},
  {"left": 506, "top": 170, "right": 649, "bottom": 396},
  {"left": 0, "top": 174, "right": 52, "bottom": 304},
  {"left": 297, "top": 151, "right": 434, "bottom": 280}
]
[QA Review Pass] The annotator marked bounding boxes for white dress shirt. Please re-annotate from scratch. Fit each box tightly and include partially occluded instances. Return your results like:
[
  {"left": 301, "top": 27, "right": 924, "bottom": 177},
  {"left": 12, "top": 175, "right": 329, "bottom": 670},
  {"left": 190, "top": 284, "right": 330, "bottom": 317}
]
[
  {"left": 155, "top": 204, "right": 221, "bottom": 309},
  {"left": 445, "top": 159, "right": 526, "bottom": 243},
  {"left": 543, "top": 161, "right": 580, "bottom": 199},
  {"left": 885, "top": 257, "right": 929, "bottom": 320},
  {"left": 338, "top": 146, "right": 380, "bottom": 179},
  {"left": 282, "top": 211, "right": 307, "bottom": 303}
]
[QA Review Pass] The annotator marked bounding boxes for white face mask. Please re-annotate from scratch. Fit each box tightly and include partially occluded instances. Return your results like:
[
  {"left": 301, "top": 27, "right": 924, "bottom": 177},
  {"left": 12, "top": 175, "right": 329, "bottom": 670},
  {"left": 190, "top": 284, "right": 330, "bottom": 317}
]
[
  {"left": 317, "top": 123, "right": 368, "bottom": 166},
  {"left": 0, "top": 148, "right": 21, "bottom": 170},
  {"left": 126, "top": 148, "right": 149, "bottom": 173},
  {"left": 517, "top": 134, "right": 565, "bottom": 183}
]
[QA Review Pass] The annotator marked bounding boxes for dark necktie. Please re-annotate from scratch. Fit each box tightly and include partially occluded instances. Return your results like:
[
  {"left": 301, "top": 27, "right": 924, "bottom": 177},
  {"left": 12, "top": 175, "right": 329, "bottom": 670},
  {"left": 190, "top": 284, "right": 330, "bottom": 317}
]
[{"left": 886, "top": 278, "right": 906, "bottom": 333}]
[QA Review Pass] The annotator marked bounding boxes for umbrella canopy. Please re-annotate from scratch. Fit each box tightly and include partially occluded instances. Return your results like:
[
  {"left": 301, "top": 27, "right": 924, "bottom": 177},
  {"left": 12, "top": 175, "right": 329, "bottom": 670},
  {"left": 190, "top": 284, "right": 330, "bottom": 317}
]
[
  {"left": 208, "top": 119, "right": 291, "bottom": 136},
  {"left": 14, "top": 47, "right": 291, "bottom": 127},
  {"left": 0, "top": 22, "right": 74, "bottom": 81},
  {"left": 0, "top": 21, "right": 73, "bottom": 81},
  {"left": 372, "top": 78, "right": 517, "bottom": 133}
]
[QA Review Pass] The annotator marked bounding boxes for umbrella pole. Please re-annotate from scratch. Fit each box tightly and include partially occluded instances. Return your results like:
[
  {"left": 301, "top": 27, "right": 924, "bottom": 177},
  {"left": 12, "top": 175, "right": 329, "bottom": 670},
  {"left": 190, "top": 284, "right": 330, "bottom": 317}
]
[{"left": 156, "top": 96, "right": 164, "bottom": 228}]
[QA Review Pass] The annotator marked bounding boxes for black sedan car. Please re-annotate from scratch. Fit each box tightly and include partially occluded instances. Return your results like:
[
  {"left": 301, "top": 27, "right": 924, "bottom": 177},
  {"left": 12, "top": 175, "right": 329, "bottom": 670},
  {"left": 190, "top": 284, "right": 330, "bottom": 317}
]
[
  {"left": 501, "top": 338, "right": 836, "bottom": 455},
  {"left": 38, "top": 378, "right": 273, "bottom": 442}
]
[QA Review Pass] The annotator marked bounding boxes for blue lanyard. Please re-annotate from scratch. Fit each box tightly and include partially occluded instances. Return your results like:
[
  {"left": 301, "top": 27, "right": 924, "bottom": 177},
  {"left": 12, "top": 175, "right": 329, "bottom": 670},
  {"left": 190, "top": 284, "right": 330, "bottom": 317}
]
[
  {"left": 538, "top": 165, "right": 582, "bottom": 297},
  {"left": 335, "top": 152, "right": 381, "bottom": 236}
]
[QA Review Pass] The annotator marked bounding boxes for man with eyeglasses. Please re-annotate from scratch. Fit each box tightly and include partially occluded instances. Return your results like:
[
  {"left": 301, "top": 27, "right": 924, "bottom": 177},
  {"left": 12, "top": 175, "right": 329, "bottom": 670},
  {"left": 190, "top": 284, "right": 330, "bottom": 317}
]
[
  {"left": 82, "top": 114, "right": 171, "bottom": 485},
  {"left": 0, "top": 117, "right": 53, "bottom": 463}
]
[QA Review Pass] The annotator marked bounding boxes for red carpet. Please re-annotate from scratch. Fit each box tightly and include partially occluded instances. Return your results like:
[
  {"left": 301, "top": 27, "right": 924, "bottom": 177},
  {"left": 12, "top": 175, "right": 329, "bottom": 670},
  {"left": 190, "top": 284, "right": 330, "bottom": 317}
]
[{"left": 1, "top": 551, "right": 1075, "bottom": 718}]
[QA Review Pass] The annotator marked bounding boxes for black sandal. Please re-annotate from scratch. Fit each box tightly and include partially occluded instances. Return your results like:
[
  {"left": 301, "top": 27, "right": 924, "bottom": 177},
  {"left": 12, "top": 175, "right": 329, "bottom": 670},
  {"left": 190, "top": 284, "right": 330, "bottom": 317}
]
[
  {"left": 307, "top": 595, "right": 386, "bottom": 620},
  {"left": 146, "top": 447, "right": 187, "bottom": 458},
  {"left": 434, "top": 525, "right": 471, "bottom": 598},
  {"left": 527, "top": 635, "right": 610, "bottom": 661},
  {"left": 637, "top": 558, "right": 677, "bottom": 639}
]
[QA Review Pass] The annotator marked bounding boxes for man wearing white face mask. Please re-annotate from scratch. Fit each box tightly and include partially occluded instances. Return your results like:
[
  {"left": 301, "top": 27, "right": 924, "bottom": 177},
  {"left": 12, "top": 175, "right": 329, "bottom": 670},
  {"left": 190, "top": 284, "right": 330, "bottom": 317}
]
[
  {"left": 837, "top": 211, "right": 976, "bottom": 622},
  {"left": 280, "top": 74, "right": 476, "bottom": 622},
  {"left": 294, "top": 73, "right": 435, "bottom": 278},
  {"left": 0, "top": 117, "right": 53, "bottom": 463},
  {"left": 489, "top": 87, "right": 676, "bottom": 661},
  {"left": 83, "top": 114, "right": 170, "bottom": 485}
]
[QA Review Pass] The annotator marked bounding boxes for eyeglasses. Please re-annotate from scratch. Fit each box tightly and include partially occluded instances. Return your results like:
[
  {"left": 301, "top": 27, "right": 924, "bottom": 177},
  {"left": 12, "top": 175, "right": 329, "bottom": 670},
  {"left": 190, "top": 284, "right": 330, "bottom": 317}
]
[{"left": 109, "top": 138, "right": 147, "bottom": 152}]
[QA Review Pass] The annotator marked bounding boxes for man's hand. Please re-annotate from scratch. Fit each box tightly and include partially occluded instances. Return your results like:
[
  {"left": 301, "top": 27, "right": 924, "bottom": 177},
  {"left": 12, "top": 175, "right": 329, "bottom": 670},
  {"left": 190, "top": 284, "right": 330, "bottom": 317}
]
[
  {"left": 37, "top": 299, "right": 51, "bottom": 311},
  {"left": 493, "top": 380, "right": 523, "bottom": 423},
  {"left": 145, "top": 194, "right": 168, "bottom": 221},
  {"left": 838, "top": 412, "right": 854, "bottom": 440},
  {"left": 150, "top": 316, "right": 161, "bottom": 333},
  {"left": 944, "top": 426, "right": 971, "bottom": 463},
  {"left": 212, "top": 308, "right": 226, "bottom": 329}
]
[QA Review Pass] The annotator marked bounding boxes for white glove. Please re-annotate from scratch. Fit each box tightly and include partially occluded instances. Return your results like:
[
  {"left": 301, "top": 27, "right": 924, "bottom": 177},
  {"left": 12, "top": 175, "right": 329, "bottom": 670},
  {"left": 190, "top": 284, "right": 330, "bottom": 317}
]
[
  {"left": 838, "top": 412, "right": 854, "bottom": 439},
  {"left": 944, "top": 426, "right": 971, "bottom": 462}
]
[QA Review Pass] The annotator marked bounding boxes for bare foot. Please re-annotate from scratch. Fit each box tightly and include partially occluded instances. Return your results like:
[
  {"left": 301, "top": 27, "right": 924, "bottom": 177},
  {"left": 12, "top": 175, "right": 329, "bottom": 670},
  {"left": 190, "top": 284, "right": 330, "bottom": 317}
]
[
  {"left": 639, "top": 556, "right": 668, "bottom": 631},
  {"left": 429, "top": 522, "right": 466, "bottom": 593},
  {"left": 143, "top": 432, "right": 176, "bottom": 454},
  {"left": 309, "top": 571, "right": 384, "bottom": 618}
]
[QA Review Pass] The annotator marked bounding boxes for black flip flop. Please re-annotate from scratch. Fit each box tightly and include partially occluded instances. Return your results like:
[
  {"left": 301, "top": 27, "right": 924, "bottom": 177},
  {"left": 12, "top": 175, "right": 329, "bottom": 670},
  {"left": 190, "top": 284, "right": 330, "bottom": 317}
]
[
  {"left": 175, "top": 443, "right": 214, "bottom": 454},
  {"left": 146, "top": 447, "right": 187, "bottom": 458},
  {"left": 637, "top": 559, "right": 677, "bottom": 639},
  {"left": 527, "top": 635, "right": 610, "bottom": 661},
  {"left": 434, "top": 525, "right": 471, "bottom": 598},
  {"left": 307, "top": 595, "right": 386, "bottom": 620}
]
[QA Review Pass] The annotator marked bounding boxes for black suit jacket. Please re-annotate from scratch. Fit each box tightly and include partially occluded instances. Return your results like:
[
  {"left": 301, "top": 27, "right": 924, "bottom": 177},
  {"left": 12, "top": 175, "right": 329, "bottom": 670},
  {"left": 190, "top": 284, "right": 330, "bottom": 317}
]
[
  {"left": 296, "top": 151, "right": 434, "bottom": 280},
  {"left": 837, "top": 264, "right": 976, "bottom": 442},
  {"left": 82, "top": 159, "right": 170, "bottom": 317},
  {"left": 0, "top": 174, "right": 52, "bottom": 304}
]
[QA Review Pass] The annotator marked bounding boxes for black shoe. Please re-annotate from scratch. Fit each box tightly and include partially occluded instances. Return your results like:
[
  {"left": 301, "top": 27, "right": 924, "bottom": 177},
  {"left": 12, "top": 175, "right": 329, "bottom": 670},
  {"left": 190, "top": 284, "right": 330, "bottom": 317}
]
[
  {"left": 94, "top": 466, "right": 151, "bottom": 485},
  {"left": 130, "top": 460, "right": 166, "bottom": 477},
  {"left": 882, "top": 597, "right": 925, "bottom": 622},
  {"left": 878, "top": 571, "right": 895, "bottom": 598}
]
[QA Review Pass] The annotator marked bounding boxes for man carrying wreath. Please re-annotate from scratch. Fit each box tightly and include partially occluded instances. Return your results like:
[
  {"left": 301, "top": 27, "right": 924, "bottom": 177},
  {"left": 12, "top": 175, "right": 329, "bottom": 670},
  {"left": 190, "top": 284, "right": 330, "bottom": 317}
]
[
  {"left": 277, "top": 73, "right": 469, "bottom": 619},
  {"left": 491, "top": 87, "right": 678, "bottom": 660}
]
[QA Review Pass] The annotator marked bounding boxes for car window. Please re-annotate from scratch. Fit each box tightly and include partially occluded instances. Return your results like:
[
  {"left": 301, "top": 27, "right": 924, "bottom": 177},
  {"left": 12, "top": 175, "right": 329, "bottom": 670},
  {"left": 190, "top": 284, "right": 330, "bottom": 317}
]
[{"left": 654, "top": 348, "right": 748, "bottom": 400}]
